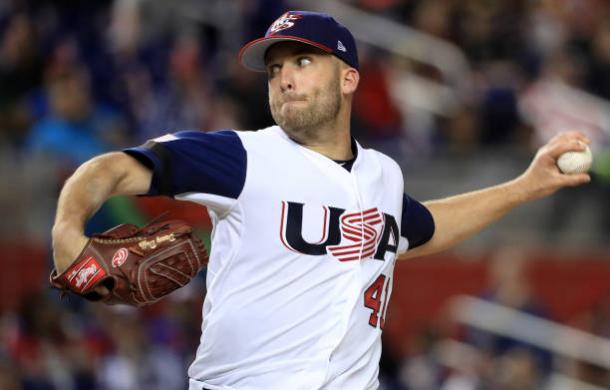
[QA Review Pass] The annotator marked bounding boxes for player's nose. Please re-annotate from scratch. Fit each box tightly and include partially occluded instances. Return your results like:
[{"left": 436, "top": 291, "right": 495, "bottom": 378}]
[{"left": 279, "top": 66, "right": 296, "bottom": 93}]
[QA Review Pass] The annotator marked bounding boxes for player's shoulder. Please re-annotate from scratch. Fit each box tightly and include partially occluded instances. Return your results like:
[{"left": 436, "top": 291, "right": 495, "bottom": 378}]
[
  {"left": 232, "top": 125, "right": 287, "bottom": 148},
  {"left": 152, "top": 127, "right": 275, "bottom": 149},
  {"left": 358, "top": 142, "right": 402, "bottom": 172},
  {"left": 232, "top": 125, "right": 283, "bottom": 140},
  {"left": 154, "top": 126, "right": 280, "bottom": 141},
  {"left": 148, "top": 126, "right": 283, "bottom": 157},
  {"left": 153, "top": 128, "right": 238, "bottom": 143}
]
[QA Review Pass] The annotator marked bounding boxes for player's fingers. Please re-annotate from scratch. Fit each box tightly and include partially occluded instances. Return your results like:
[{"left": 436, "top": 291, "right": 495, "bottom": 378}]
[
  {"left": 546, "top": 139, "right": 588, "bottom": 160},
  {"left": 548, "top": 131, "right": 591, "bottom": 146},
  {"left": 558, "top": 172, "right": 591, "bottom": 187},
  {"left": 94, "top": 285, "right": 110, "bottom": 297}
]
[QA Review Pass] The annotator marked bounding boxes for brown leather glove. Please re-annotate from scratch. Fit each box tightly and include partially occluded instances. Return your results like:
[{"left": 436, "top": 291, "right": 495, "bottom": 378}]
[{"left": 50, "top": 219, "right": 208, "bottom": 307}]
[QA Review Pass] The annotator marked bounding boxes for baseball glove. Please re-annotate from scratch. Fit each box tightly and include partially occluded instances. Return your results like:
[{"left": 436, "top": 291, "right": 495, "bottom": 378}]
[{"left": 50, "top": 219, "right": 208, "bottom": 307}]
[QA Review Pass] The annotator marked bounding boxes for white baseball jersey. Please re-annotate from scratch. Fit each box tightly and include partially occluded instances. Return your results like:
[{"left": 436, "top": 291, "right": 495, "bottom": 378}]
[{"left": 125, "top": 125, "right": 434, "bottom": 390}]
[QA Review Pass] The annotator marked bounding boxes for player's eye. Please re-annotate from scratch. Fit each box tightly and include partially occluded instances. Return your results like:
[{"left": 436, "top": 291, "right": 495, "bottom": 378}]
[
  {"left": 297, "top": 57, "right": 312, "bottom": 67},
  {"left": 267, "top": 64, "right": 281, "bottom": 78}
]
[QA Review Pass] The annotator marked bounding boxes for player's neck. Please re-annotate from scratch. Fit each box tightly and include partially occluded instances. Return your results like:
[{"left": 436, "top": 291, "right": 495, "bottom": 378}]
[
  {"left": 287, "top": 108, "right": 353, "bottom": 160},
  {"left": 303, "top": 129, "right": 352, "bottom": 160}
]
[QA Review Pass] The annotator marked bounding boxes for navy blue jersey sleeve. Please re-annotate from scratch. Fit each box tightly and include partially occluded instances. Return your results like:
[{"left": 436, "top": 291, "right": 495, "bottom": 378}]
[
  {"left": 401, "top": 194, "right": 435, "bottom": 249},
  {"left": 123, "top": 130, "right": 247, "bottom": 198}
]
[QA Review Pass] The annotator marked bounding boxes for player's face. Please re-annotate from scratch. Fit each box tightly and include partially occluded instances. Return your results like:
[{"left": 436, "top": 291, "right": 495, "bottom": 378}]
[{"left": 265, "top": 42, "right": 343, "bottom": 138}]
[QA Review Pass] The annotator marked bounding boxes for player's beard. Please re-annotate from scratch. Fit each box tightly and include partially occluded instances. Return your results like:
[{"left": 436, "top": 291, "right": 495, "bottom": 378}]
[{"left": 270, "top": 71, "right": 342, "bottom": 141}]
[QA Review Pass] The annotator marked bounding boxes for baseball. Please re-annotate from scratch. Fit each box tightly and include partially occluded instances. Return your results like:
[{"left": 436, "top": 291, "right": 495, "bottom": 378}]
[{"left": 557, "top": 143, "right": 593, "bottom": 174}]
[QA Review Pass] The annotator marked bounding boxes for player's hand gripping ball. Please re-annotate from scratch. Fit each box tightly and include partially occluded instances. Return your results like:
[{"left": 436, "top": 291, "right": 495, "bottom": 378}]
[
  {"left": 557, "top": 142, "right": 593, "bottom": 174},
  {"left": 50, "top": 220, "right": 208, "bottom": 307}
]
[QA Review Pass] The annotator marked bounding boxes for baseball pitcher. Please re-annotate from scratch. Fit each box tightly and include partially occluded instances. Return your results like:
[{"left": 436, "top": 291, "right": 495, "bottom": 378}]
[{"left": 51, "top": 11, "right": 591, "bottom": 390}]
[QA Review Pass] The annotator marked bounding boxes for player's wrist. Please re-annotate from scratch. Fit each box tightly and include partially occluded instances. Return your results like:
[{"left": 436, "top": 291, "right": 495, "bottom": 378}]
[
  {"left": 51, "top": 217, "right": 86, "bottom": 238},
  {"left": 51, "top": 224, "right": 88, "bottom": 272},
  {"left": 502, "top": 177, "right": 534, "bottom": 205}
]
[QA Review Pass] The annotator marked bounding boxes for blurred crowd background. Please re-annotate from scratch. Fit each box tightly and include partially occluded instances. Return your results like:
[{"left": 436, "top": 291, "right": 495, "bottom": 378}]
[{"left": 1, "top": 0, "right": 610, "bottom": 389}]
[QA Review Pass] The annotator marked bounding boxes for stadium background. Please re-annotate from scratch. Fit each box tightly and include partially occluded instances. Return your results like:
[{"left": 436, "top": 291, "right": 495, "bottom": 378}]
[{"left": 0, "top": 0, "right": 609, "bottom": 389}]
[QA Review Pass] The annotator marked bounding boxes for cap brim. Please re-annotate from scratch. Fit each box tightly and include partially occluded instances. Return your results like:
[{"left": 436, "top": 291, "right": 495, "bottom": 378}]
[{"left": 238, "top": 36, "right": 332, "bottom": 72}]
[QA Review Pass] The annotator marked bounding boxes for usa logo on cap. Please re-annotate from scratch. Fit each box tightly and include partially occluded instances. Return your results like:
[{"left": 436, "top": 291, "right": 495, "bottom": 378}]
[
  {"left": 239, "top": 10, "right": 359, "bottom": 71},
  {"left": 269, "top": 12, "right": 302, "bottom": 34}
]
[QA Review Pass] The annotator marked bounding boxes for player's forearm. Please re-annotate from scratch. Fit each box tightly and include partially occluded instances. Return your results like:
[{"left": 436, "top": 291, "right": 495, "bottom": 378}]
[
  {"left": 53, "top": 152, "right": 152, "bottom": 229},
  {"left": 52, "top": 152, "right": 151, "bottom": 272},
  {"left": 401, "top": 178, "right": 528, "bottom": 259},
  {"left": 55, "top": 154, "right": 124, "bottom": 229},
  {"left": 401, "top": 132, "right": 592, "bottom": 260},
  {"left": 51, "top": 154, "right": 122, "bottom": 269}
]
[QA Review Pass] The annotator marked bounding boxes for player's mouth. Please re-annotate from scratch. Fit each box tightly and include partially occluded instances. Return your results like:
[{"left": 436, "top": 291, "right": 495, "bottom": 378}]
[
  {"left": 283, "top": 100, "right": 306, "bottom": 106},
  {"left": 282, "top": 94, "right": 307, "bottom": 104}
]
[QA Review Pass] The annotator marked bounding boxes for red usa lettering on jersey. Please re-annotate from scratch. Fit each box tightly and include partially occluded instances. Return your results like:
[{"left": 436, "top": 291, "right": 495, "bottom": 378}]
[
  {"left": 327, "top": 208, "right": 384, "bottom": 261},
  {"left": 279, "top": 201, "right": 399, "bottom": 261}
]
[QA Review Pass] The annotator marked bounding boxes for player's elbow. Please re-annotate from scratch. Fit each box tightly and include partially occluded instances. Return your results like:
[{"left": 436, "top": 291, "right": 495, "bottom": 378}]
[
  {"left": 68, "top": 152, "right": 152, "bottom": 196},
  {"left": 74, "top": 152, "right": 127, "bottom": 180}
]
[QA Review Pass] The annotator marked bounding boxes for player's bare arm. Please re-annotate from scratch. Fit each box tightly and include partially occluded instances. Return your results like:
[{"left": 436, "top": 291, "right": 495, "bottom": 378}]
[
  {"left": 52, "top": 152, "right": 152, "bottom": 273},
  {"left": 400, "top": 131, "right": 591, "bottom": 260}
]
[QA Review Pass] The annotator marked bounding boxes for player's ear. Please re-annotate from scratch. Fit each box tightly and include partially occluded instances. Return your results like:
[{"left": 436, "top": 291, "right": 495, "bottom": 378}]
[{"left": 341, "top": 67, "right": 359, "bottom": 95}]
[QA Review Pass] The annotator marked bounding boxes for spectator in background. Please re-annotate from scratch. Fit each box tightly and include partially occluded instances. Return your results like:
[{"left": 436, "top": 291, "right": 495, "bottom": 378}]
[
  {"left": 478, "top": 62, "right": 525, "bottom": 146},
  {"left": 586, "top": 21, "right": 610, "bottom": 100},
  {"left": 352, "top": 55, "right": 404, "bottom": 159},
  {"left": 439, "top": 106, "right": 480, "bottom": 154},
  {"left": 0, "top": 13, "right": 43, "bottom": 147},
  {"left": 466, "top": 248, "right": 553, "bottom": 388},
  {"left": 219, "top": 59, "right": 274, "bottom": 131},
  {"left": 23, "top": 42, "right": 131, "bottom": 238},
  {"left": 2, "top": 289, "right": 203, "bottom": 390},
  {"left": 519, "top": 42, "right": 610, "bottom": 241},
  {"left": 96, "top": 309, "right": 184, "bottom": 390},
  {"left": 565, "top": 294, "right": 610, "bottom": 388},
  {"left": 0, "top": 361, "right": 20, "bottom": 390},
  {"left": 488, "top": 347, "right": 542, "bottom": 390},
  {"left": 25, "top": 56, "right": 129, "bottom": 167},
  {"left": 6, "top": 292, "right": 96, "bottom": 390},
  {"left": 122, "top": 33, "right": 217, "bottom": 142},
  {"left": 0, "top": 311, "right": 21, "bottom": 390},
  {"left": 398, "top": 328, "right": 443, "bottom": 390}
]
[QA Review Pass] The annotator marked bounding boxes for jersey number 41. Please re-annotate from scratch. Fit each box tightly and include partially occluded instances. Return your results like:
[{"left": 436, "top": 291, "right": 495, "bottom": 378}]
[{"left": 364, "top": 274, "right": 391, "bottom": 329}]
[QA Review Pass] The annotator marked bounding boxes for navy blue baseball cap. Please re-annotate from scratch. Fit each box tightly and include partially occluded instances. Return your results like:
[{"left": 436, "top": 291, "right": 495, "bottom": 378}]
[{"left": 239, "top": 11, "right": 359, "bottom": 72}]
